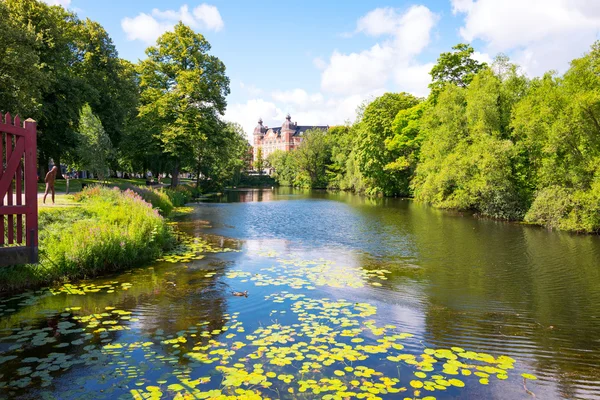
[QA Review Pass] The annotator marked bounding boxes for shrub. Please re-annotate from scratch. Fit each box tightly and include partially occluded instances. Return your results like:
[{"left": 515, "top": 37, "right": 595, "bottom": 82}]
[
  {"left": 164, "top": 184, "right": 194, "bottom": 206},
  {"left": 114, "top": 184, "right": 174, "bottom": 216},
  {"left": 0, "top": 186, "right": 174, "bottom": 292},
  {"left": 525, "top": 185, "right": 600, "bottom": 233}
]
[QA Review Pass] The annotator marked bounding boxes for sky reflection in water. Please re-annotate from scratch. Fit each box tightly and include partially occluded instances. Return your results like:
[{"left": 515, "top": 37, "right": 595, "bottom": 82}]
[{"left": 0, "top": 188, "right": 599, "bottom": 399}]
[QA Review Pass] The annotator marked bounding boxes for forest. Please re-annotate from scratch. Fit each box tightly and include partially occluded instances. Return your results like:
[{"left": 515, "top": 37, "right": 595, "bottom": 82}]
[
  {"left": 0, "top": 0, "right": 250, "bottom": 189},
  {"left": 266, "top": 43, "right": 600, "bottom": 233}
]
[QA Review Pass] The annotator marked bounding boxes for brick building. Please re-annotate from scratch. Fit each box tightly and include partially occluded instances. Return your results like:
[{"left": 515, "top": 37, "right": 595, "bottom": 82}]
[{"left": 252, "top": 114, "right": 328, "bottom": 164}]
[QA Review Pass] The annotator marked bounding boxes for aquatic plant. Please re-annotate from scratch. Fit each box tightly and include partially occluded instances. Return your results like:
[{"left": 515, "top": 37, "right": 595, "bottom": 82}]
[{"left": 0, "top": 246, "right": 539, "bottom": 399}]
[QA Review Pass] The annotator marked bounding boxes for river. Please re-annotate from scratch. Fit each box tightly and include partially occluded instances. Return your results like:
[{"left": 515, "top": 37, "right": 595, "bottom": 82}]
[{"left": 0, "top": 188, "right": 599, "bottom": 399}]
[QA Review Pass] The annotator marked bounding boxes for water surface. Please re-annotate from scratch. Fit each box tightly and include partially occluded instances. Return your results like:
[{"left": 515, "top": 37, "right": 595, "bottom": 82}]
[{"left": 1, "top": 188, "right": 599, "bottom": 399}]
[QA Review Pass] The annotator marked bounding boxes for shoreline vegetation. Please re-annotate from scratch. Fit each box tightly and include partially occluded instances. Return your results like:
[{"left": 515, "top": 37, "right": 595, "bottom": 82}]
[
  {"left": 265, "top": 43, "right": 600, "bottom": 234},
  {"left": 0, "top": 184, "right": 197, "bottom": 294}
]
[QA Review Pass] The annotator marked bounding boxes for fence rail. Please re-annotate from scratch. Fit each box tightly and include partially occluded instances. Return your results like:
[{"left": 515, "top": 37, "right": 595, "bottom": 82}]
[{"left": 0, "top": 113, "right": 38, "bottom": 266}]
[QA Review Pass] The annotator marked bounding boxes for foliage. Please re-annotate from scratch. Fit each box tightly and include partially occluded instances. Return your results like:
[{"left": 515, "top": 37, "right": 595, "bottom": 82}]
[
  {"left": 355, "top": 92, "right": 421, "bottom": 195},
  {"left": 164, "top": 185, "right": 195, "bottom": 207},
  {"left": 0, "top": 1, "right": 43, "bottom": 117},
  {"left": 0, "top": 186, "right": 173, "bottom": 291},
  {"left": 413, "top": 70, "right": 527, "bottom": 219},
  {"left": 195, "top": 122, "right": 250, "bottom": 190},
  {"left": 384, "top": 102, "right": 428, "bottom": 195},
  {"left": 524, "top": 185, "right": 600, "bottom": 233},
  {"left": 138, "top": 22, "right": 230, "bottom": 186},
  {"left": 292, "top": 128, "right": 332, "bottom": 188},
  {"left": 120, "top": 185, "right": 174, "bottom": 217},
  {"left": 254, "top": 147, "right": 265, "bottom": 174},
  {"left": 429, "top": 43, "right": 487, "bottom": 100},
  {"left": 267, "top": 129, "right": 333, "bottom": 188},
  {"left": 74, "top": 104, "right": 113, "bottom": 180}
]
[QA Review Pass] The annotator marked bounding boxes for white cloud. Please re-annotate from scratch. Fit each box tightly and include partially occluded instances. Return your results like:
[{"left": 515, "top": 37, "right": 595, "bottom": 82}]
[
  {"left": 271, "top": 89, "right": 324, "bottom": 108},
  {"left": 239, "top": 82, "right": 263, "bottom": 97},
  {"left": 226, "top": 89, "right": 384, "bottom": 141},
  {"left": 121, "top": 4, "right": 224, "bottom": 44},
  {"left": 224, "top": 99, "right": 285, "bottom": 142},
  {"left": 312, "top": 57, "right": 327, "bottom": 70},
  {"left": 472, "top": 51, "right": 493, "bottom": 65},
  {"left": 452, "top": 0, "right": 600, "bottom": 75},
  {"left": 227, "top": 6, "right": 441, "bottom": 139},
  {"left": 41, "top": 0, "right": 71, "bottom": 6},
  {"left": 393, "top": 63, "right": 435, "bottom": 98},
  {"left": 320, "top": 5, "right": 438, "bottom": 97},
  {"left": 356, "top": 7, "right": 403, "bottom": 36}
]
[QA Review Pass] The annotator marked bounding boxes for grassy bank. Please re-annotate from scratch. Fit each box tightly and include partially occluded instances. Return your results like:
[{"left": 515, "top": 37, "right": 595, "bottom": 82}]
[{"left": 0, "top": 184, "right": 197, "bottom": 293}]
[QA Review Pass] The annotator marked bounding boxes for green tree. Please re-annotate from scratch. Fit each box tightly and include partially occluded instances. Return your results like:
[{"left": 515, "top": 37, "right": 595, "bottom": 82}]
[
  {"left": 138, "top": 22, "right": 230, "bottom": 187},
  {"left": 429, "top": 43, "right": 487, "bottom": 100},
  {"left": 355, "top": 92, "right": 420, "bottom": 195},
  {"left": 0, "top": 1, "right": 43, "bottom": 117},
  {"left": 293, "top": 128, "right": 332, "bottom": 188},
  {"left": 77, "top": 19, "right": 138, "bottom": 148},
  {"left": 414, "top": 69, "right": 525, "bottom": 219},
  {"left": 384, "top": 102, "right": 428, "bottom": 194},
  {"left": 75, "top": 104, "right": 112, "bottom": 180},
  {"left": 196, "top": 122, "right": 249, "bottom": 189},
  {"left": 267, "top": 150, "right": 296, "bottom": 186},
  {"left": 6, "top": 0, "right": 87, "bottom": 178},
  {"left": 255, "top": 147, "right": 265, "bottom": 174},
  {"left": 326, "top": 125, "right": 352, "bottom": 189},
  {"left": 512, "top": 42, "right": 600, "bottom": 232}
]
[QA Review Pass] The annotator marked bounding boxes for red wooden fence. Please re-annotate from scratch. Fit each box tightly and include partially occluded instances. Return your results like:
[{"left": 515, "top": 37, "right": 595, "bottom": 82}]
[{"left": 0, "top": 113, "right": 38, "bottom": 266}]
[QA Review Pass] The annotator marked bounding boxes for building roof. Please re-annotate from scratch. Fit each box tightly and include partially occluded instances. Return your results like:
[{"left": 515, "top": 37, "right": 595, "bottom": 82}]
[{"left": 255, "top": 114, "right": 329, "bottom": 138}]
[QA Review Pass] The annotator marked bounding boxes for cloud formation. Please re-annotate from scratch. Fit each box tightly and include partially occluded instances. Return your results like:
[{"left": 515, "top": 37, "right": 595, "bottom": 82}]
[
  {"left": 320, "top": 6, "right": 439, "bottom": 96},
  {"left": 452, "top": 0, "right": 600, "bottom": 75},
  {"left": 122, "top": 4, "right": 224, "bottom": 44},
  {"left": 227, "top": 6, "right": 438, "bottom": 138}
]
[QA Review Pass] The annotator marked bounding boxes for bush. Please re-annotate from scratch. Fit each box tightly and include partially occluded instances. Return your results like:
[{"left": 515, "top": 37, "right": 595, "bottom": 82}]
[
  {"left": 164, "top": 184, "right": 195, "bottom": 206},
  {"left": 524, "top": 185, "right": 600, "bottom": 233},
  {"left": 0, "top": 186, "right": 174, "bottom": 292},
  {"left": 117, "top": 184, "right": 174, "bottom": 216}
]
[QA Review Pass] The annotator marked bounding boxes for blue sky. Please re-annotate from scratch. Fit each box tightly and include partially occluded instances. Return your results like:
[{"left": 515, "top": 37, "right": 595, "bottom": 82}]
[{"left": 47, "top": 0, "right": 600, "bottom": 139}]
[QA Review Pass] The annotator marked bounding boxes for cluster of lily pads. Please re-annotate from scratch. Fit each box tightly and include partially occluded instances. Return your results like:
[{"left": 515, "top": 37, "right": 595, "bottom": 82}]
[
  {"left": 158, "top": 233, "right": 238, "bottom": 263},
  {"left": 0, "top": 243, "right": 539, "bottom": 400},
  {"left": 50, "top": 281, "right": 133, "bottom": 296},
  {"left": 225, "top": 259, "right": 390, "bottom": 291}
]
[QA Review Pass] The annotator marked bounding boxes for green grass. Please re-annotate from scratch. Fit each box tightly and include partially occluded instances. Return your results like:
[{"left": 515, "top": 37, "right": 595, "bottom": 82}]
[{"left": 0, "top": 186, "right": 175, "bottom": 293}]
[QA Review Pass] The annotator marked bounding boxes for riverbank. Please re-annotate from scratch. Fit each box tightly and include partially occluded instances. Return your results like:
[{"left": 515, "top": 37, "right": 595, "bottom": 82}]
[{"left": 0, "top": 184, "right": 196, "bottom": 293}]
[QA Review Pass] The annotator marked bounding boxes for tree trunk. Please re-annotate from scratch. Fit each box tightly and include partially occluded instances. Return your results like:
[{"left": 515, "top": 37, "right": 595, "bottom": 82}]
[
  {"left": 171, "top": 159, "right": 180, "bottom": 188},
  {"left": 38, "top": 155, "right": 48, "bottom": 183},
  {"left": 196, "top": 162, "right": 201, "bottom": 189}
]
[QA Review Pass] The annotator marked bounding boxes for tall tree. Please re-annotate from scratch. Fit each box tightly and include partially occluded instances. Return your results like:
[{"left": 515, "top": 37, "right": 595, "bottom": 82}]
[
  {"left": 384, "top": 102, "right": 428, "bottom": 194},
  {"left": 74, "top": 104, "right": 112, "bottom": 180},
  {"left": 429, "top": 43, "right": 487, "bottom": 101},
  {"left": 292, "top": 128, "right": 332, "bottom": 188},
  {"left": 77, "top": 19, "right": 138, "bottom": 148},
  {"left": 255, "top": 147, "right": 265, "bottom": 175},
  {"left": 0, "top": 1, "right": 43, "bottom": 117},
  {"left": 5, "top": 0, "right": 86, "bottom": 179},
  {"left": 138, "top": 22, "right": 230, "bottom": 187},
  {"left": 414, "top": 69, "right": 525, "bottom": 219},
  {"left": 355, "top": 92, "right": 420, "bottom": 196}
]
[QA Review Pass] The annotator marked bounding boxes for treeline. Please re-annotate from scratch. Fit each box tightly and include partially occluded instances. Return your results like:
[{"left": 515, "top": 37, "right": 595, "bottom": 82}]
[
  {"left": 267, "top": 43, "right": 600, "bottom": 233},
  {"left": 0, "top": 0, "right": 249, "bottom": 189}
]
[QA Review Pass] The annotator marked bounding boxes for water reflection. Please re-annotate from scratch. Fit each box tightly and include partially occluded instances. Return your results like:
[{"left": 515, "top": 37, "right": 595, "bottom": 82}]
[
  {"left": 0, "top": 188, "right": 598, "bottom": 399},
  {"left": 194, "top": 188, "right": 600, "bottom": 399}
]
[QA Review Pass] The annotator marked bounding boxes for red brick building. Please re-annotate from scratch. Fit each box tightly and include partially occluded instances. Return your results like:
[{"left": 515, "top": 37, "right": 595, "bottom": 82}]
[{"left": 253, "top": 114, "right": 328, "bottom": 164}]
